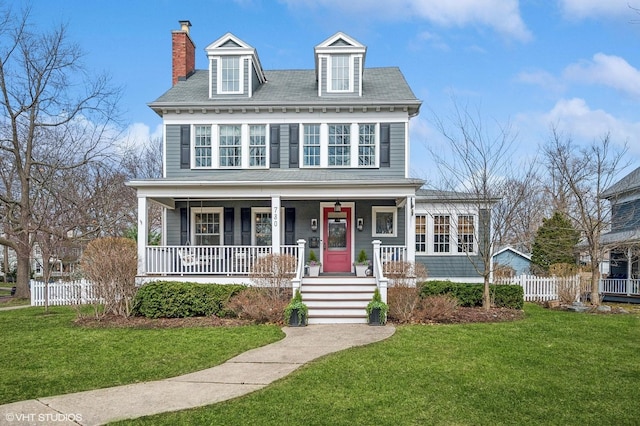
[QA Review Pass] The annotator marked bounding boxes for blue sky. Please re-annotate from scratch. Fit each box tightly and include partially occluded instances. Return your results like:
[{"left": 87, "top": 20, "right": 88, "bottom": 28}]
[{"left": 26, "top": 0, "right": 640, "bottom": 181}]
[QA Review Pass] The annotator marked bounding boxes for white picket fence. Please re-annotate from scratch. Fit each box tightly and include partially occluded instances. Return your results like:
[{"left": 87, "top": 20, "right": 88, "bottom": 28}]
[
  {"left": 30, "top": 279, "right": 99, "bottom": 306},
  {"left": 495, "top": 274, "right": 582, "bottom": 302}
]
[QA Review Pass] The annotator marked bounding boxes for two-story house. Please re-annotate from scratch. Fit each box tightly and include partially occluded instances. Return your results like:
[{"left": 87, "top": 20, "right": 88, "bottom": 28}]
[
  {"left": 128, "top": 22, "right": 488, "bottom": 323},
  {"left": 599, "top": 166, "right": 640, "bottom": 299}
]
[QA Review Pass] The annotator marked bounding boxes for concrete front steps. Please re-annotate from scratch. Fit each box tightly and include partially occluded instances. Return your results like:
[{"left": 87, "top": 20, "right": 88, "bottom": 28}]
[{"left": 301, "top": 276, "right": 376, "bottom": 324}]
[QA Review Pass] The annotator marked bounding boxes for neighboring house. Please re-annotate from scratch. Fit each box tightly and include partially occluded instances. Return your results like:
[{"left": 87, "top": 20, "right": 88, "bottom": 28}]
[
  {"left": 128, "top": 23, "right": 490, "bottom": 322},
  {"left": 31, "top": 242, "right": 83, "bottom": 281},
  {"left": 492, "top": 246, "right": 532, "bottom": 276},
  {"left": 599, "top": 166, "right": 640, "bottom": 297}
]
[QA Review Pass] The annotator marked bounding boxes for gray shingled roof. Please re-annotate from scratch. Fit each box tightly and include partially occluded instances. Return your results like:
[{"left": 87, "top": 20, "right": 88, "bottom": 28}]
[
  {"left": 601, "top": 166, "right": 640, "bottom": 199},
  {"left": 149, "top": 67, "right": 421, "bottom": 110}
]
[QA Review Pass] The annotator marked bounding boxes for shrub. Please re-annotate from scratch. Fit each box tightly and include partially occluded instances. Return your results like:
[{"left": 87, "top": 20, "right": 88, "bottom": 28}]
[
  {"left": 80, "top": 237, "right": 138, "bottom": 318},
  {"left": 384, "top": 261, "right": 428, "bottom": 287},
  {"left": 415, "top": 294, "right": 459, "bottom": 322},
  {"left": 387, "top": 285, "right": 421, "bottom": 323},
  {"left": 420, "top": 281, "right": 524, "bottom": 309},
  {"left": 132, "top": 281, "right": 245, "bottom": 318},
  {"left": 249, "top": 254, "right": 296, "bottom": 300},
  {"left": 228, "top": 287, "right": 289, "bottom": 324}
]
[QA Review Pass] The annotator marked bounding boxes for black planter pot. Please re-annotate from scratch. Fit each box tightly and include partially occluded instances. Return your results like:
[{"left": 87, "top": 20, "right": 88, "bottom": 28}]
[
  {"left": 288, "top": 308, "right": 307, "bottom": 327},
  {"left": 368, "top": 307, "right": 384, "bottom": 326}
]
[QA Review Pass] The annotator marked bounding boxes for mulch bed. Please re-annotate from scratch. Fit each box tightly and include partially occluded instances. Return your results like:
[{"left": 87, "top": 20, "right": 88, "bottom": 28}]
[
  {"left": 75, "top": 307, "right": 525, "bottom": 329},
  {"left": 74, "top": 315, "right": 254, "bottom": 329}
]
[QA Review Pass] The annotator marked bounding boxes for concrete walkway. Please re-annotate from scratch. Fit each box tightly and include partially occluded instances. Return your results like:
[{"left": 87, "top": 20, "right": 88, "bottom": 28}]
[{"left": 0, "top": 324, "right": 395, "bottom": 426}]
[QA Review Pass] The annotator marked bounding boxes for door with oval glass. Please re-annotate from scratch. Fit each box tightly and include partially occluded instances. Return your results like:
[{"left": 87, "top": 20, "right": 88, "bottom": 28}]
[{"left": 322, "top": 206, "right": 351, "bottom": 272}]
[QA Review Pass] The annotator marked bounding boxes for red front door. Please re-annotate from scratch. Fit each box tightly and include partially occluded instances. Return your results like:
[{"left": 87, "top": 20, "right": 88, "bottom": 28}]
[{"left": 322, "top": 207, "right": 351, "bottom": 272}]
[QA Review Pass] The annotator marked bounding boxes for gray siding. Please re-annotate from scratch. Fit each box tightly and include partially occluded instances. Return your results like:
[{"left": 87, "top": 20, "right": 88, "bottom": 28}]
[
  {"left": 418, "top": 255, "right": 485, "bottom": 279},
  {"left": 319, "top": 56, "right": 361, "bottom": 98},
  {"left": 165, "top": 122, "right": 406, "bottom": 179},
  {"left": 611, "top": 199, "right": 640, "bottom": 232}
]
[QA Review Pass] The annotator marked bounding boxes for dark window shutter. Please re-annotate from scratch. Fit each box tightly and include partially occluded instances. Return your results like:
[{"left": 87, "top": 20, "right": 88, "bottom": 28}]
[
  {"left": 241, "top": 208, "right": 251, "bottom": 245},
  {"left": 270, "top": 125, "right": 280, "bottom": 168},
  {"left": 180, "top": 125, "right": 191, "bottom": 169},
  {"left": 180, "top": 208, "right": 189, "bottom": 245},
  {"left": 380, "top": 123, "right": 390, "bottom": 168},
  {"left": 285, "top": 208, "right": 295, "bottom": 245},
  {"left": 289, "top": 124, "right": 299, "bottom": 168},
  {"left": 224, "top": 207, "right": 234, "bottom": 245}
]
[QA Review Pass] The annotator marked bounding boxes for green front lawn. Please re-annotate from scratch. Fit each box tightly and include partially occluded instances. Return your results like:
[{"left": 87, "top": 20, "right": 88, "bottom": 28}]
[
  {"left": 118, "top": 304, "right": 640, "bottom": 426},
  {"left": 0, "top": 307, "right": 283, "bottom": 404}
]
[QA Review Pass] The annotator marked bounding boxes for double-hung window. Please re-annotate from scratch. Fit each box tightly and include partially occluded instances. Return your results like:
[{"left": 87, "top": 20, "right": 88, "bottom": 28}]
[
  {"left": 193, "top": 209, "right": 222, "bottom": 246},
  {"left": 249, "top": 125, "right": 266, "bottom": 167},
  {"left": 457, "top": 215, "right": 475, "bottom": 253},
  {"left": 328, "top": 124, "right": 350, "bottom": 166},
  {"left": 434, "top": 215, "right": 450, "bottom": 253},
  {"left": 303, "top": 124, "right": 321, "bottom": 166},
  {"left": 219, "top": 125, "right": 241, "bottom": 167},
  {"left": 221, "top": 57, "right": 240, "bottom": 93},
  {"left": 194, "top": 126, "right": 212, "bottom": 167},
  {"left": 331, "top": 55, "right": 350, "bottom": 91},
  {"left": 358, "top": 124, "right": 376, "bottom": 166}
]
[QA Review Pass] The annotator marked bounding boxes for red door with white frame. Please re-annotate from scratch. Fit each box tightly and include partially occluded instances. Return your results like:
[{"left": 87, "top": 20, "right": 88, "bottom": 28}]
[{"left": 322, "top": 206, "right": 351, "bottom": 272}]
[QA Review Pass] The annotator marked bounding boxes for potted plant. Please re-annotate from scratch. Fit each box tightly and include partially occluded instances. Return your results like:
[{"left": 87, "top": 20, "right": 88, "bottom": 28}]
[
  {"left": 284, "top": 289, "right": 308, "bottom": 327},
  {"left": 354, "top": 249, "right": 369, "bottom": 277},
  {"left": 307, "top": 250, "right": 321, "bottom": 277},
  {"left": 366, "top": 288, "right": 388, "bottom": 326}
]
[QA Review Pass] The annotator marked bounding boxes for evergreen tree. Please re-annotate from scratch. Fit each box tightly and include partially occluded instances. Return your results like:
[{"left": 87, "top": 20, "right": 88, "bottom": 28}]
[{"left": 531, "top": 211, "right": 580, "bottom": 272}]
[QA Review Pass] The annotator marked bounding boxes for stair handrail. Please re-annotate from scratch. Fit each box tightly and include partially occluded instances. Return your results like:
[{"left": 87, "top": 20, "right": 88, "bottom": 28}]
[
  {"left": 372, "top": 240, "right": 389, "bottom": 304},
  {"left": 292, "top": 239, "right": 306, "bottom": 296}
]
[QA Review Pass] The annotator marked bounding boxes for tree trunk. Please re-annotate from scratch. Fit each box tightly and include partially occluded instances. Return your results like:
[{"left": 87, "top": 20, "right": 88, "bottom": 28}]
[
  {"left": 590, "top": 267, "right": 600, "bottom": 306},
  {"left": 14, "top": 249, "right": 31, "bottom": 299},
  {"left": 483, "top": 276, "right": 491, "bottom": 310}
]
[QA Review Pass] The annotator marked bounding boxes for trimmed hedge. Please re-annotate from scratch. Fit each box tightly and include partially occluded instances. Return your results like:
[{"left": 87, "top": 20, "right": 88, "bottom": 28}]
[
  {"left": 420, "top": 280, "right": 524, "bottom": 309},
  {"left": 132, "top": 281, "right": 246, "bottom": 318}
]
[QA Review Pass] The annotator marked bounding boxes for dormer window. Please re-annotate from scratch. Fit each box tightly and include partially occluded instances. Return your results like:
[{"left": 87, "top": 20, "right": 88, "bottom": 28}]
[
  {"left": 221, "top": 57, "right": 240, "bottom": 93},
  {"left": 330, "top": 55, "right": 351, "bottom": 92},
  {"left": 206, "top": 33, "right": 266, "bottom": 98}
]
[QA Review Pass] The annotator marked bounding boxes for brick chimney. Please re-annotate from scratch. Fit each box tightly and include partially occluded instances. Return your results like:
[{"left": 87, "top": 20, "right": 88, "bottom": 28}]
[{"left": 172, "top": 20, "right": 195, "bottom": 86}]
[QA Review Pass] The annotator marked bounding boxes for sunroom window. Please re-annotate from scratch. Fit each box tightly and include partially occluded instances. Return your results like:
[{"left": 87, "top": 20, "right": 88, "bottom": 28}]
[{"left": 434, "top": 215, "right": 450, "bottom": 253}]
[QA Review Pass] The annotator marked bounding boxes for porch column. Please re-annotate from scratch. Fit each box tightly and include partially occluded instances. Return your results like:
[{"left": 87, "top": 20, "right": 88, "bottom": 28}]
[
  {"left": 271, "top": 195, "right": 281, "bottom": 254},
  {"left": 137, "top": 196, "right": 148, "bottom": 275},
  {"left": 405, "top": 195, "right": 416, "bottom": 262},
  {"left": 627, "top": 246, "right": 632, "bottom": 296}
]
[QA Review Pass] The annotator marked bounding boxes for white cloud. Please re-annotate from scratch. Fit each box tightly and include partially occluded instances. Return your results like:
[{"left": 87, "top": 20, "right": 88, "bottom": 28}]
[
  {"left": 531, "top": 98, "right": 640, "bottom": 154},
  {"left": 280, "top": 0, "right": 532, "bottom": 41},
  {"left": 516, "top": 70, "right": 565, "bottom": 93},
  {"left": 563, "top": 53, "right": 640, "bottom": 98},
  {"left": 118, "top": 122, "right": 163, "bottom": 152},
  {"left": 558, "top": 0, "right": 634, "bottom": 20}
]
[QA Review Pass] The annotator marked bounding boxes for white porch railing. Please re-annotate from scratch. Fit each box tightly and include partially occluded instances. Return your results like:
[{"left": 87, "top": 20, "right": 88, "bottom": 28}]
[
  {"left": 600, "top": 278, "right": 640, "bottom": 297},
  {"left": 30, "top": 279, "right": 98, "bottom": 306},
  {"left": 372, "top": 240, "right": 389, "bottom": 303},
  {"left": 380, "top": 245, "right": 406, "bottom": 263},
  {"left": 145, "top": 245, "right": 300, "bottom": 276}
]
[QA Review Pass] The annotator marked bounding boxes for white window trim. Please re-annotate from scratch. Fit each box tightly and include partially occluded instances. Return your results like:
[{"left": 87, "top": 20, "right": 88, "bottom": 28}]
[
  {"left": 357, "top": 122, "right": 378, "bottom": 168},
  {"left": 372, "top": 206, "right": 397, "bottom": 238},
  {"left": 251, "top": 207, "right": 285, "bottom": 246},
  {"left": 192, "top": 125, "right": 213, "bottom": 169},
  {"left": 216, "top": 56, "right": 244, "bottom": 95},
  {"left": 301, "top": 123, "right": 322, "bottom": 168},
  {"left": 414, "top": 211, "right": 478, "bottom": 256},
  {"left": 327, "top": 123, "right": 352, "bottom": 168},
  {"left": 190, "top": 207, "right": 224, "bottom": 246},
  {"left": 247, "top": 124, "right": 269, "bottom": 169},
  {"left": 218, "top": 124, "right": 242, "bottom": 168},
  {"left": 327, "top": 54, "right": 353, "bottom": 93},
  {"left": 415, "top": 214, "right": 428, "bottom": 255}
]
